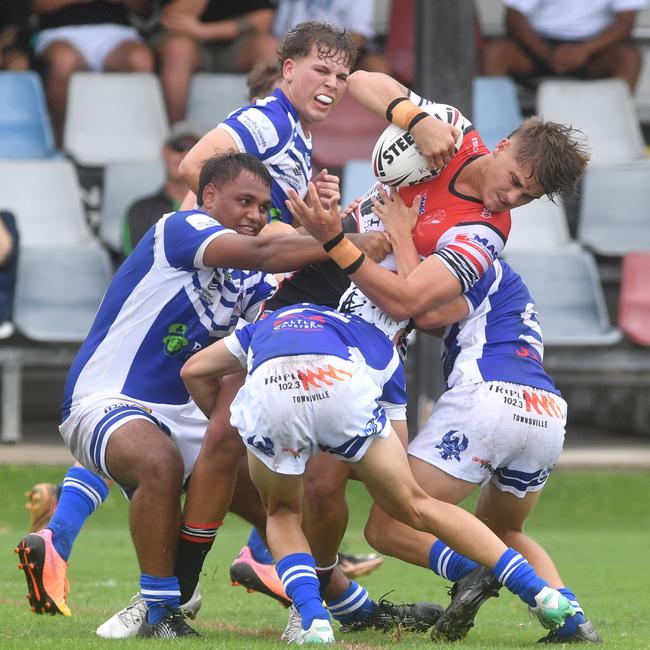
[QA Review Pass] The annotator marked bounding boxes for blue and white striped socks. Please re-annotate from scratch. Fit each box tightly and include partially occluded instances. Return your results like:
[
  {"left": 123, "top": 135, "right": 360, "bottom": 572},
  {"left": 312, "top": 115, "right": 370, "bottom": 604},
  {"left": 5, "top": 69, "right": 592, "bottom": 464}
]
[
  {"left": 277, "top": 553, "right": 328, "bottom": 630},
  {"left": 492, "top": 548, "right": 547, "bottom": 606},
  {"left": 428, "top": 540, "right": 479, "bottom": 581},
  {"left": 140, "top": 573, "right": 180, "bottom": 624},
  {"left": 47, "top": 465, "right": 109, "bottom": 561},
  {"left": 326, "top": 580, "right": 374, "bottom": 625}
]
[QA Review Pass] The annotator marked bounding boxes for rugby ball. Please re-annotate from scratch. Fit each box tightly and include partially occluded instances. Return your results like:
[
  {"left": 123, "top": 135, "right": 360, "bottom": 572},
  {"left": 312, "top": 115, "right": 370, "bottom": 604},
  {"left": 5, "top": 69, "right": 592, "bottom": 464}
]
[{"left": 371, "top": 103, "right": 464, "bottom": 187}]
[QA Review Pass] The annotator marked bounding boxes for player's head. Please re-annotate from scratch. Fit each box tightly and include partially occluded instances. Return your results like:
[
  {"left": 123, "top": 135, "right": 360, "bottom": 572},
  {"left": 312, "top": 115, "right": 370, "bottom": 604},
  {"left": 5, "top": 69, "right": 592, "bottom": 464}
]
[
  {"left": 247, "top": 60, "right": 282, "bottom": 102},
  {"left": 484, "top": 117, "right": 590, "bottom": 211},
  {"left": 198, "top": 152, "right": 272, "bottom": 236},
  {"left": 278, "top": 21, "right": 357, "bottom": 129},
  {"left": 163, "top": 122, "right": 200, "bottom": 181}
]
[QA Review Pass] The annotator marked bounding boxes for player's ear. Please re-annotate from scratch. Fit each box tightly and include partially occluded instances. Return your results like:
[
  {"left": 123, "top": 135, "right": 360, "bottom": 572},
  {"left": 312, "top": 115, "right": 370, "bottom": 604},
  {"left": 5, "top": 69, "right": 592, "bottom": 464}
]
[
  {"left": 282, "top": 58, "right": 294, "bottom": 83},
  {"left": 201, "top": 182, "right": 217, "bottom": 210},
  {"left": 493, "top": 138, "right": 511, "bottom": 156}
]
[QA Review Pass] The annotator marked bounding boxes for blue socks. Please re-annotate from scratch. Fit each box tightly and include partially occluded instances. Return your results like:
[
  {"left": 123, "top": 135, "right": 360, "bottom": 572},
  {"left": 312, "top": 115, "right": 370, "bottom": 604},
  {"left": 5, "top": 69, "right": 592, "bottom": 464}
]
[
  {"left": 428, "top": 540, "right": 479, "bottom": 581},
  {"left": 47, "top": 465, "right": 109, "bottom": 561},
  {"left": 277, "top": 553, "right": 328, "bottom": 629},
  {"left": 247, "top": 526, "right": 274, "bottom": 565},
  {"left": 140, "top": 573, "right": 180, "bottom": 624},
  {"left": 326, "top": 580, "right": 374, "bottom": 624},
  {"left": 492, "top": 548, "right": 547, "bottom": 607},
  {"left": 555, "top": 587, "right": 585, "bottom": 636}
]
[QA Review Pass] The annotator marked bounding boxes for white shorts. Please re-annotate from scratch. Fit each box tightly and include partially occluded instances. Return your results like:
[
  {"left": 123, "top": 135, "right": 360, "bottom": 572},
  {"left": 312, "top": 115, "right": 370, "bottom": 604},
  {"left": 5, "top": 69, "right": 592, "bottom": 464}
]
[
  {"left": 230, "top": 354, "right": 391, "bottom": 475},
  {"left": 59, "top": 395, "right": 208, "bottom": 485},
  {"left": 35, "top": 25, "right": 142, "bottom": 71},
  {"left": 408, "top": 381, "right": 567, "bottom": 498}
]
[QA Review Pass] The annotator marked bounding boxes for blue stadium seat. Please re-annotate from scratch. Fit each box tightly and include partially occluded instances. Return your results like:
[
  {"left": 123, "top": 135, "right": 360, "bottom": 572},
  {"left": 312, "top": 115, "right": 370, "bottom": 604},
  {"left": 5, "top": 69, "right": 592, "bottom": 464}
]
[
  {"left": 578, "top": 162, "right": 650, "bottom": 256},
  {"left": 341, "top": 160, "right": 377, "bottom": 208},
  {"left": 0, "top": 72, "right": 56, "bottom": 158},
  {"left": 503, "top": 250, "right": 621, "bottom": 345},
  {"left": 472, "top": 76, "right": 523, "bottom": 150}
]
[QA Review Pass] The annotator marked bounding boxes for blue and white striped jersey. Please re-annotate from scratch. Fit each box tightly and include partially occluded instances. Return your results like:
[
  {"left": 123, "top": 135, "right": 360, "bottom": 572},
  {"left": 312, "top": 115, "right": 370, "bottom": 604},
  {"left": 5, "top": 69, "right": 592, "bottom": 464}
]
[
  {"left": 219, "top": 88, "right": 312, "bottom": 224},
  {"left": 443, "top": 259, "right": 559, "bottom": 394},
  {"left": 224, "top": 304, "right": 407, "bottom": 408},
  {"left": 62, "top": 210, "right": 278, "bottom": 419}
]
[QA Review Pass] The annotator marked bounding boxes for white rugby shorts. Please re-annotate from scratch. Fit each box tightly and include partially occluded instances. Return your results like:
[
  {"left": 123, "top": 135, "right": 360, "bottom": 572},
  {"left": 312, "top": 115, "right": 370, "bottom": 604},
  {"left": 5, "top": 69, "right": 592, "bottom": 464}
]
[
  {"left": 230, "top": 354, "right": 391, "bottom": 475},
  {"left": 408, "top": 381, "right": 567, "bottom": 497},
  {"left": 59, "top": 395, "right": 208, "bottom": 485}
]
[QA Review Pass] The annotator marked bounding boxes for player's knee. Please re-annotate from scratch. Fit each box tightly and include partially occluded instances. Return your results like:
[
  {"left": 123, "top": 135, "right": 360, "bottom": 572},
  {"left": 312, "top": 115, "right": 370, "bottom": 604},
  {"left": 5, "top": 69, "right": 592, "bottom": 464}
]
[
  {"left": 363, "top": 514, "right": 387, "bottom": 553},
  {"left": 304, "top": 473, "right": 346, "bottom": 507}
]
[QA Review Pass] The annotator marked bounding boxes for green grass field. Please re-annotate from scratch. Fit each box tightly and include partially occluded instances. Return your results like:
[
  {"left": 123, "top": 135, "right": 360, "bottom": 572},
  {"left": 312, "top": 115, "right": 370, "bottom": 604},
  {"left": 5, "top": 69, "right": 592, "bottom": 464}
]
[{"left": 1, "top": 465, "right": 649, "bottom": 649}]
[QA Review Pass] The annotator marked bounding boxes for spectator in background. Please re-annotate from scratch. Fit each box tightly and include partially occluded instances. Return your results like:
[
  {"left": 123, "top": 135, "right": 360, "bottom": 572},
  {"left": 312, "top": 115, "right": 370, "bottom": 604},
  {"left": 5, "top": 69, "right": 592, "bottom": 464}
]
[
  {"left": 0, "top": 1, "right": 31, "bottom": 70},
  {"left": 0, "top": 210, "right": 19, "bottom": 339},
  {"left": 271, "top": 0, "right": 391, "bottom": 74},
  {"left": 246, "top": 58, "right": 282, "bottom": 101},
  {"left": 157, "top": 0, "right": 278, "bottom": 123},
  {"left": 122, "top": 122, "right": 200, "bottom": 257},
  {"left": 482, "top": 0, "right": 647, "bottom": 91},
  {"left": 32, "top": 0, "right": 155, "bottom": 144}
]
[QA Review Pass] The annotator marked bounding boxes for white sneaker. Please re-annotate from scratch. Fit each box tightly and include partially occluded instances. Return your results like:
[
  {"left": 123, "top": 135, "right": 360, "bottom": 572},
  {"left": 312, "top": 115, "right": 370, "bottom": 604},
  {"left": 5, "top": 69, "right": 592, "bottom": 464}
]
[
  {"left": 96, "top": 595, "right": 147, "bottom": 639},
  {"left": 294, "top": 619, "right": 334, "bottom": 645},
  {"left": 96, "top": 584, "right": 202, "bottom": 638},
  {"left": 530, "top": 586, "right": 575, "bottom": 630},
  {"left": 281, "top": 605, "right": 303, "bottom": 642}
]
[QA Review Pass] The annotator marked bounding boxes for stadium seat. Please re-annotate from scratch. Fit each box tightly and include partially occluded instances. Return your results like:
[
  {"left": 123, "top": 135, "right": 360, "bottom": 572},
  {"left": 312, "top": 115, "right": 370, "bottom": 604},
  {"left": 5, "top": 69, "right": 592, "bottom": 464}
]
[
  {"left": 385, "top": 0, "right": 414, "bottom": 85},
  {"left": 0, "top": 71, "right": 56, "bottom": 158},
  {"left": 186, "top": 73, "right": 249, "bottom": 135},
  {"left": 507, "top": 198, "right": 578, "bottom": 252},
  {"left": 14, "top": 246, "right": 113, "bottom": 342},
  {"left": 537, "top": 79, "right": 647, "bottom": 164},
  {"left": 0, "top": 159, "right": 95, "bottom": 247},
  {"left": 618, "top": 252, "right": 650, "bottom": 346},
  {"left": 310, "top": 94, "right": 387, "bottom": 170},
  {"left": 503, "top": 250, "right": 622, "bottom": 345},
  {"left": 63, "top": 72, "right": 169, "bottom": 166},
  {"left": 341, "top": 160, "right": 377, "bottom": 207},
  {"left": 635, "top": 45, "right": 650, "bottom": 124},
  {"left": 100, "top": 159, "right": 165, "bottom": 252},
  {"left": 577, "top": 162, "right": 650, "bottom": 256},
  {"left": 472, "top": 76, "right": 523, "bottom": 150}
]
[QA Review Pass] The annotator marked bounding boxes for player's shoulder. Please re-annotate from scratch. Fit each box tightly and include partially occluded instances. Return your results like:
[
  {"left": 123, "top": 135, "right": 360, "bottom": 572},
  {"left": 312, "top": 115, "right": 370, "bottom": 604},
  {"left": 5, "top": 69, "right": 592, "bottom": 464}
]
[{"left": 226, "top": 90, "right": 297, "bottom": 139}]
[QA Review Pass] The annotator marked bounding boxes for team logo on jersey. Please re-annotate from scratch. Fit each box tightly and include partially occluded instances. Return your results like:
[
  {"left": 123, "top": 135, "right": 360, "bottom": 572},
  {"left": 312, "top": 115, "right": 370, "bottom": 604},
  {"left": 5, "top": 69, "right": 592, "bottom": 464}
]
[
  {"left": 297, "top": 364, "right": 352, "bottom": 390},
  {"left": 282, "top": 446, "right": 305, "bottom": 458},
  {"left": 246, "top": 434, "right": 275, "bottom": 457},
  {"left": 163, "top": 323, "right": 190, "bottom": 357},
  {"left": 480, "top": 208, "right": 493, "bottom": 219},
  {"left": 435, "top": 429, "right": 469, "bottom": 462}
]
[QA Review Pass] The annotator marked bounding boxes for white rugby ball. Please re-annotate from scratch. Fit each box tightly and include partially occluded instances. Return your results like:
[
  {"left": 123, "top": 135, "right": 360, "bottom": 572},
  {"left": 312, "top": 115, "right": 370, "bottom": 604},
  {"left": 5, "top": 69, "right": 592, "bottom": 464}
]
[{"left": 372, "top": 103, "right": 464, "bottom": 187}]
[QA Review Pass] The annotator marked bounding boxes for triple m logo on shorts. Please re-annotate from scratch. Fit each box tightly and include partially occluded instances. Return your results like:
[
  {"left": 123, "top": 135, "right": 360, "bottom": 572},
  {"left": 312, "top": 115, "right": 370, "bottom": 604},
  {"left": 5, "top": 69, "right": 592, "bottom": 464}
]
[{"left": 265, "top": 364, "right": 353, "bottom": 400}]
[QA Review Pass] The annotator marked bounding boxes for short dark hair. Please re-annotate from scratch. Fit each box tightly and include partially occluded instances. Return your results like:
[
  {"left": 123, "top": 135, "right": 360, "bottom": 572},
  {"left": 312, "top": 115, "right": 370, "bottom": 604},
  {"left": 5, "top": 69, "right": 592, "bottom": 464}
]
[
  {"left": 247, "top": 60, "right": 282, "bottom": 101},
  {"left": 508, "top": 117, "right": 590, "bottom": 201},
  {"left": 278, "top": 21, "right": 357, "bottom": 70},
  {"left": 197, "top": 153, "right": 272, "bottom": 206}
]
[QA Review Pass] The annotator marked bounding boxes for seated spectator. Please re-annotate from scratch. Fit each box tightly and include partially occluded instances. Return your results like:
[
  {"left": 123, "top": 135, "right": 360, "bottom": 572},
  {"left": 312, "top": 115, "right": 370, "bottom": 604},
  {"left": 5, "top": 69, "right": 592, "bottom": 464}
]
[
  {"left": 271, "top": 0, "right": 392, "bottom": 74},
  {"left": 157, "top": 0, "right": 278, "bottom": 123},
  {"left": 0, "top": 211, "right": 19, "bottom": 339},
  {"left": 482, "top": 0, "right": 647, "bottom": 91},
  {"left": 122, "top": 122, "right": 199, "bottom": 257},
  {"left": 0, "top": 1, "right": 31, "bottom": 70},
  {"left": 32, "top": 0, "right": 155, "bottom": 144},
  {"left": 246, "top": 59, "right": 282, "bottom": 101}
]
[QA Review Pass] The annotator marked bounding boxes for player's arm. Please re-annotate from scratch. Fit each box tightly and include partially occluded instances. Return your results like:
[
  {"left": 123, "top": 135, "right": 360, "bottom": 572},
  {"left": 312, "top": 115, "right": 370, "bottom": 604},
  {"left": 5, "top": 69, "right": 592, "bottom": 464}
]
[
  {"left": 179, "top": 127, "right": 240, "bottom": 194},
  {"left": 347, "top": 69, "right": 459, "bottom": 169},
  {"left": 287, "top": 183, "right": 463, "bottom": 320},
  {"left": 181, "top": 340, "right": 243, "bottom": 417}
]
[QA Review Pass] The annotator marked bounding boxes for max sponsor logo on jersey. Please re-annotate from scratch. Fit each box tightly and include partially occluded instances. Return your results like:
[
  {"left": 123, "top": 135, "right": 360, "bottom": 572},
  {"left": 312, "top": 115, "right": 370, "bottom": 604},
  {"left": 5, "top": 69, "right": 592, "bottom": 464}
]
[{"left": 435, "top": 429, "right": 469, "bottom": 462}]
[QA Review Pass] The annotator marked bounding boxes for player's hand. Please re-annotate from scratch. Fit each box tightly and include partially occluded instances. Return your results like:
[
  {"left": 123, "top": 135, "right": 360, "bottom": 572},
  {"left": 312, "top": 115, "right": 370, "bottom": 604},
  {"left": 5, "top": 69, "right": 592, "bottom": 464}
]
[
  {"left": 312, "top": 168, "right": 341, "bottom": 210},
  {"left": 409, "top": 115, "right": 460, "bottom": 171},
  {"left": 372, "top": 186, "right": 420, "bottom": 238},
  {"left": 352, "top": 231, "right": 392, "bottom": 262},
  {"left": 286, "top": 183, "right": 341, "bottom": 243},
  {"left": 341, "top": 195, "right": 362, "bottom": 219}
]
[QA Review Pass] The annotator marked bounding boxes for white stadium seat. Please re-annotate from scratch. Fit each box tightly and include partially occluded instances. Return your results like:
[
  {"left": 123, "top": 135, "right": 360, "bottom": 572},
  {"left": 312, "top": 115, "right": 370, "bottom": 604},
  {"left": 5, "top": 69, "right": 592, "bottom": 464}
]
[
  {"left": 507, "top": 199, "right": 578, "bottom": 252},
  {"left": 64, "top": 72, "right": 169, "bottom": 166}
]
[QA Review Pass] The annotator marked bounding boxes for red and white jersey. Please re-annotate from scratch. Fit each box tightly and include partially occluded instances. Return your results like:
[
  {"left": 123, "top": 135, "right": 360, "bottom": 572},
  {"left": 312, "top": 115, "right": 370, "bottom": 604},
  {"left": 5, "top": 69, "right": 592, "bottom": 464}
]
[{"left": 340, "top": 91, "right": 511, "bottom": 342}]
